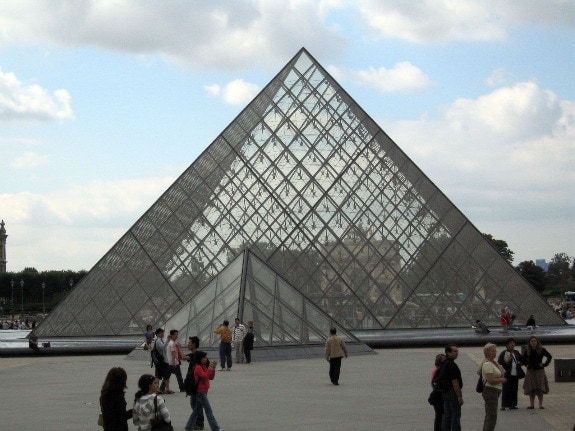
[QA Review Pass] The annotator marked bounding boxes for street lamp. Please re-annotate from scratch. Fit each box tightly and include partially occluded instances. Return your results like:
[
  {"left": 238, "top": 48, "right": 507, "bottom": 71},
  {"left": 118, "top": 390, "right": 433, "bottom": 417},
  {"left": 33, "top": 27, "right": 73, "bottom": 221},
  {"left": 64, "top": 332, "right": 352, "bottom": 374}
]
[
  {"left": 42, "top": 281, "right": 46, "bottom": 314},
  {"left": 10, "top": 279, "right": 14, "bottom": 319},
  {"left": 20, "top": 279, "right": 24, "bottom": 317}
]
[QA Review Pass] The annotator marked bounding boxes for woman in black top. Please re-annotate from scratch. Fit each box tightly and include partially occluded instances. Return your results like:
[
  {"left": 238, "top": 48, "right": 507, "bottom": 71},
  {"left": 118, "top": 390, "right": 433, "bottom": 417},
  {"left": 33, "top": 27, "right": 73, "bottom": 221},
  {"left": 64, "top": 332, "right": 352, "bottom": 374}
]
[
  {"left": 522, "top": 336, "right": 552, "bottom": 409},
  {"left": 497, "top": 337, "right": 524, "bottom": 410},
  {"left": 100, "top": 367, "right": 133, "bottom": 431}
]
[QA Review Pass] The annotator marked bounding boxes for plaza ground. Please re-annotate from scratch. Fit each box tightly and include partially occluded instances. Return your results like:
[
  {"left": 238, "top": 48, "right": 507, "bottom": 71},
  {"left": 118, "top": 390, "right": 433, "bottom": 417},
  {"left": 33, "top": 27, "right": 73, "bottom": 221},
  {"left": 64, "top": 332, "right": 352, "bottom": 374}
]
[{"left": 1, "top": 345, "right": 574, "bottom": 431}]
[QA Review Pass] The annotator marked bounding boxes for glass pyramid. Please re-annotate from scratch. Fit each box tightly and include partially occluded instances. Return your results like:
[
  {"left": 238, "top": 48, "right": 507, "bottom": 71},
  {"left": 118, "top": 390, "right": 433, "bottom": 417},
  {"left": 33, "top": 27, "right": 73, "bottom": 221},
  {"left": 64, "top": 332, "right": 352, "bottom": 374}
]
[
  {"left": 160, "top": 249, "right": 373, "bottom": 359},
  {"left": 37, "top": 48, "right": 564, "bottom": 338}
]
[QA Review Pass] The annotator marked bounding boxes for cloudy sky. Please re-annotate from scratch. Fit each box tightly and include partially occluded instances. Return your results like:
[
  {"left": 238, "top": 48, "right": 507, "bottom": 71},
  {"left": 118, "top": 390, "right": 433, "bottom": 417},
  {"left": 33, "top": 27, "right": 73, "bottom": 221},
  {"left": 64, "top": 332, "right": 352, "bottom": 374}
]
[{"left": 1, "top": 0, "right": 574, "bottom": 272}]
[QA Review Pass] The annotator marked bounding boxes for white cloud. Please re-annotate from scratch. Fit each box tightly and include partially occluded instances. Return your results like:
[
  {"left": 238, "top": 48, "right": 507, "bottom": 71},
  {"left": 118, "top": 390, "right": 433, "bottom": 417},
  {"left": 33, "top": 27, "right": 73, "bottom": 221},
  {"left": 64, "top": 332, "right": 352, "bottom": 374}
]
[
  {"left": 386, "top": 81, "right": 574, "bottom": 213},
  {"left": 384, "top": 82, "right": 575, "bottom": 262},
  {"left": 205, "top": 79, "right": 260, "bottom": 105},
  {"left": 0, "top": 175, "right": 175, "bottom": 270},
  {"left": 356, "top": 0, "right": 575, "bottom": 43},
  {"left": 0, "top": 68, "right": 74, "bottom": 122},
  {"left": 0, "top": 1, "right": 345, "bottom": 71},
  {"left": 445, "top": 82, "right": 562, "bottom": 142},
  {"left": 10, "top": 151, "right": 49, "bottom": 169},
  {"left": 222, "top": 79, "right": 260, "bottom": 105},
  {"left": 329, "top": 62, "right": 433, "bottom": 93}
]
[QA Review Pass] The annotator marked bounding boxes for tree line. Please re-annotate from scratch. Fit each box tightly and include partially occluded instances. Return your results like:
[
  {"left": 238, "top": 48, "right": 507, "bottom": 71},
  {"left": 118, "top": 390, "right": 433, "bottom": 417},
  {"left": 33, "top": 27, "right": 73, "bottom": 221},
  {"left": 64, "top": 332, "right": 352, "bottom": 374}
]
[
  {"left": 0, "top": 234, "right": 572, "bottom": 317},
  {"left": 482, "top": 233, "right": 574, "bottom": 296},
  {"left": 0, "top": 267, "right": 87, "bottom": 317}
]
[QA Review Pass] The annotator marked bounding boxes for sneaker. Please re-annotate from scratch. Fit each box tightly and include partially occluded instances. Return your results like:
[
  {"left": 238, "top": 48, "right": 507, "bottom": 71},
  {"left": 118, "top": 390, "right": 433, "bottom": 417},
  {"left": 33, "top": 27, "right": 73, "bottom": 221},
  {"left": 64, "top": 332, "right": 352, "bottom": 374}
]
[
  {"left": 219, "top": 367, "right": 225, "bottom": 371},
  {"left": 226, "top": 368, "right": 231, "bottom": 371}
]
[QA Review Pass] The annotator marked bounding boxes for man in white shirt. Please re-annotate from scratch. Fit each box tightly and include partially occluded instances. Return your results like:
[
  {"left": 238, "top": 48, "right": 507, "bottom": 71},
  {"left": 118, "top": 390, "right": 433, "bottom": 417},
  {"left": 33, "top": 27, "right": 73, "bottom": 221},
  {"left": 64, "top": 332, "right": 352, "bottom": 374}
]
[{"left": 232, "top": 318, "right": 246, "bottom": 363}]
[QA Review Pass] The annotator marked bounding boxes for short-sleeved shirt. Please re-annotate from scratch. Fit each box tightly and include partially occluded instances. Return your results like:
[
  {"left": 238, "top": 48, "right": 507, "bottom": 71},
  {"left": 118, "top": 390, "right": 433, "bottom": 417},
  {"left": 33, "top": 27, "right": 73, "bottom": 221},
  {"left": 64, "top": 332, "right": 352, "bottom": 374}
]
[
  {"left": 482, "top": 361, "right": 503, "bottom": 389},
  {"left": 443, "top": 358, "right": 463, "bottom": 390}
]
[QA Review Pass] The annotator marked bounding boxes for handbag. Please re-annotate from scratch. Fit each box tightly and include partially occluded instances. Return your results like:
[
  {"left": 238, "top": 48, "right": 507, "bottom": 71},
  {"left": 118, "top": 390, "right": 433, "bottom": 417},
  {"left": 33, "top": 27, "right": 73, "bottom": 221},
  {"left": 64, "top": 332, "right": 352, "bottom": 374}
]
[
  {"left": 150, "top": 394, "right": 174, "bottom": 431},
  {"left": 97, "top": 413, "right": 104, "bottom": 427},
  {"left": 475, "top": 374, "right": 484, "bottom": 393}
]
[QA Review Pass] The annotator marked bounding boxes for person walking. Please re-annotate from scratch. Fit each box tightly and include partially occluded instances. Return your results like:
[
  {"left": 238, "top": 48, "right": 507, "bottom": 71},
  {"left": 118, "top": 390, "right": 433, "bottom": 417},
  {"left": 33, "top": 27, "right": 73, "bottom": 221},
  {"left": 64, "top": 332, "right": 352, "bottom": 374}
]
[
  {"left": 324, "top": 327, "right": 348, "bottom": 385},
  {"left": 152, "top": 328, "right": 173, "bottom": 394},
  {"left": 523, "top": 335, "right": 552, "bottom": 409},
  {"left": 184, "top": 351, "right": 225, "bottom": 431},
  {"left": 441, "top": 343, "right": 463, "bottom": 431},
  {"left": 479, "top": 343, "right": 506, "bottom": 431},
  {"left": 214, "top": 320, "right": 233, "bottom": 371},
  {"left": 232, "top": 317, "right": 246, "bottom": 364},
  {"left": 186, "top": 336, "right": 205, "bottom": 431},
  {"left": 99, "top": 367, "right": 133, "bottom": 431},
  {"left": 497, "top": 337, "right": 524, "bottom": 410},
  {"left": 133, "top": 374, "right": 172, "bottom": 431},
  {"left": 166, "top": 329, "right": 185, "bottom": 392}
]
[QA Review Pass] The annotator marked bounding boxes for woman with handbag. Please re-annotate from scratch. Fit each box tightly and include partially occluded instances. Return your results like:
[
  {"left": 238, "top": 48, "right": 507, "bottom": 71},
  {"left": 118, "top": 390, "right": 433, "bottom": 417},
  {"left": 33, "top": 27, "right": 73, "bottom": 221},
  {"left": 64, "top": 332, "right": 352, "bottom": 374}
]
[
  {"left": 133, "top": 374, "right": 172, "bottom": 431},
  {"left": 100, "top": 367, "right": 133, "bottom": 431},
  {"left": 497, "top": 337, "right": 524, "bottom": 410},
  {"left": 480, "top": 343, "right": 506, "bottom": 431}
]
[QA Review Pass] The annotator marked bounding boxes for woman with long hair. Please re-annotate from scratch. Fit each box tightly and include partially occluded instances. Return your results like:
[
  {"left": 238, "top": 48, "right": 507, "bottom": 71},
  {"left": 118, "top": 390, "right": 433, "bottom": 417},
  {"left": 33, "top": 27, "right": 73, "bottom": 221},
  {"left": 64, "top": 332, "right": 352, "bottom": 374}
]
[
  {"left": 523, "top": 336, "right": 552, "bottom": 409},
  {"left": 100, "top": 367, "right": 132, "bottom": 431},
  {"left": 133, "top": 374, "right": 171, "bottom": 431},
  {"left": 479, "top": 343, "right": 506, "bottom": 431}
]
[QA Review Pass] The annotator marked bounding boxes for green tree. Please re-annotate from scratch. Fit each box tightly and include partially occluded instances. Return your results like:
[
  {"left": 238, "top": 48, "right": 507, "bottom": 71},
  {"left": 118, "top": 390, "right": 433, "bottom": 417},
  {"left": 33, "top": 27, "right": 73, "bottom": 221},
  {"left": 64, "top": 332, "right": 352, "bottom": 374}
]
[
  {"left": 482, "top": 233, "right": 515, "bottom": 264},
  {"left": 515, "top": 260, "right": 546, "bottom": 293},
  {"left": 547, "top": 252, "right": 574, "bottom": 296}
]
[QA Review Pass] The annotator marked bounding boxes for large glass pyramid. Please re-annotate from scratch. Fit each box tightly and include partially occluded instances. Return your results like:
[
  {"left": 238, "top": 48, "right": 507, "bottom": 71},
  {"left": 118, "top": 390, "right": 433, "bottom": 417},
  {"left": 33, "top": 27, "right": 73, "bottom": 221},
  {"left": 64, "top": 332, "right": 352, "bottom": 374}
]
[{"left": 37, "top": 48, "right": 564, "bottom": 338}]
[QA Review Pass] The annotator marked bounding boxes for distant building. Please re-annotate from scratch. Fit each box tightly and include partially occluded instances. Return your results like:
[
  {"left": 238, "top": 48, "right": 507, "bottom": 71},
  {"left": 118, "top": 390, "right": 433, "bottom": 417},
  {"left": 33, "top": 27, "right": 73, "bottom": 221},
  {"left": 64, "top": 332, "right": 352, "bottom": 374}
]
[
  {"left": 535, "top": 259, "right": 548, "bottom": 271},
  {"left": 0, "top": 220, "right": 7, "bottom": 273}
]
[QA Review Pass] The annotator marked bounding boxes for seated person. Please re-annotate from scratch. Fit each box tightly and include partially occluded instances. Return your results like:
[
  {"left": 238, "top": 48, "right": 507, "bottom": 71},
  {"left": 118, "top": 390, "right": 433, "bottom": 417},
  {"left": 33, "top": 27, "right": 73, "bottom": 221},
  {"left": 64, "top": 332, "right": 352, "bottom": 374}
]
[
  {"left": 474, "top": 319, "right": 490, "bottom": 334},
  {"left": 507, "top": 314, "right": 521, "bottom": 330},
  {"left": 28, "top": 330, "right": 40, "bottom": 353}
]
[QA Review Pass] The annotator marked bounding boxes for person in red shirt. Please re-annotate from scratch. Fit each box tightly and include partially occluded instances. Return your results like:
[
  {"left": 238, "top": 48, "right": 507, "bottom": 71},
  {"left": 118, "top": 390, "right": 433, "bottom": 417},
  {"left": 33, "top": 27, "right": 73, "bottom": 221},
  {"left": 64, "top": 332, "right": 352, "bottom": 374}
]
[{"left": 184, "top": 352, "right": 225, "bottom": 431}]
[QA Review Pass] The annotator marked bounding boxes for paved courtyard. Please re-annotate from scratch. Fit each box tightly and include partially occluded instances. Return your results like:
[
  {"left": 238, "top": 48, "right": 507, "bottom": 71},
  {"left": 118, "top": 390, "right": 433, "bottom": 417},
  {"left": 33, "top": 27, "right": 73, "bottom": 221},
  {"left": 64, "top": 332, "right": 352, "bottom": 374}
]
[{"left": 1, "top": 345, "right": 574, "bottom": 431}]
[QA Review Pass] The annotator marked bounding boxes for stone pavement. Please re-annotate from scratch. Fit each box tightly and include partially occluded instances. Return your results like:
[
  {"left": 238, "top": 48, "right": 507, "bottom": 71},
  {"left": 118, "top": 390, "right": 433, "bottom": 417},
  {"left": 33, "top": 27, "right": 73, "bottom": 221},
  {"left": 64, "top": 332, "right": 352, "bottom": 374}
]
[{"left": 1, "top": 345, "right": 573, "bottom": 431}]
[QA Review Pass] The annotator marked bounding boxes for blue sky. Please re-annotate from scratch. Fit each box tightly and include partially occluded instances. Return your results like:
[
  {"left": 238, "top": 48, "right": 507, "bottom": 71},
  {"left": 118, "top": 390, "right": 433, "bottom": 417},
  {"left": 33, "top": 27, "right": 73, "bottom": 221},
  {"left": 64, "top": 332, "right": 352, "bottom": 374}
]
[{"left": 1, "top": 0, "right": 574, "bottom": 271}]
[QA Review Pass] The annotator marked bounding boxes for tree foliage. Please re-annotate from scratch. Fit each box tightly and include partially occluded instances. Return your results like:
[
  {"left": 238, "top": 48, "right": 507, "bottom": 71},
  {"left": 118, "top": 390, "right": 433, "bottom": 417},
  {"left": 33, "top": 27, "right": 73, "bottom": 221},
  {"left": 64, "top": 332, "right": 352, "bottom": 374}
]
[
  {"left": 515, "top": 260, "right": 546, "bottom": 293},
  {"left": 0, "top": 269, "right": 86, "bottom": 316},
  {"left": 482, "top": 233, "right": 515, "bottom": 264},
  {"left": 547, "top": 252, "right": 574, "bottom": 295}
]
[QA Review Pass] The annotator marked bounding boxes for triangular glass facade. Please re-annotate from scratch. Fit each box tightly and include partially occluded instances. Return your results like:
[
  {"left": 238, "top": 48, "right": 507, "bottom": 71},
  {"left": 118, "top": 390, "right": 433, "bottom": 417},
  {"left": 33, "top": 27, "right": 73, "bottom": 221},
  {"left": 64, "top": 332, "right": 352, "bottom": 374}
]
[
  {"left": 162, "top": 249, "right": 367, "bottom": 352},
  {"left": 37, "top": 48, "right": 564, "bottom": 338}
]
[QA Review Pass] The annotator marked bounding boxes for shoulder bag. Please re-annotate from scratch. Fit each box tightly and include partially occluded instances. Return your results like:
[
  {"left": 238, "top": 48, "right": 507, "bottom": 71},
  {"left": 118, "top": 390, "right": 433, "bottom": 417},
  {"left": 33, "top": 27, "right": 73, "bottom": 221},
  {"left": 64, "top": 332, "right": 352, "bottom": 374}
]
[{"left": 150, "top": 394, "right": 174, "bottom": 431}]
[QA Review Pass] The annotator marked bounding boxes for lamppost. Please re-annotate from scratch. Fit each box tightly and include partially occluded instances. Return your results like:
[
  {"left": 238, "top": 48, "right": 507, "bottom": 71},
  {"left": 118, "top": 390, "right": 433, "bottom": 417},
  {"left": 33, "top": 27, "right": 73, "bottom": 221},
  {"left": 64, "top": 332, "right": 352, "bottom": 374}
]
[
  {"left": 20, "top": 279, "right": 24, "bottom": 317},
  {"left": 10, "top": 279, "right": 14, "bottom": 319},
  {"left": 42, "top": 281, "right": 46, "bottom": 314}
]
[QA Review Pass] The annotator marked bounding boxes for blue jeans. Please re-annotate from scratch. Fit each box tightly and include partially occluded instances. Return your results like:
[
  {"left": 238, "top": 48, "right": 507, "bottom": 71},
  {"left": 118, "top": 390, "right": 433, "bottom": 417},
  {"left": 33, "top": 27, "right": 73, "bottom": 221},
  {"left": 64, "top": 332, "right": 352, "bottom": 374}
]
[
  {"left": 185, "top": 393, "right": 204, "bottom": 429},
  {"left": 442, "top": 391, "right": 461, "bottom": 431},
  {"left": 185, "top": 392, "right": 221, "bottom": 431}
]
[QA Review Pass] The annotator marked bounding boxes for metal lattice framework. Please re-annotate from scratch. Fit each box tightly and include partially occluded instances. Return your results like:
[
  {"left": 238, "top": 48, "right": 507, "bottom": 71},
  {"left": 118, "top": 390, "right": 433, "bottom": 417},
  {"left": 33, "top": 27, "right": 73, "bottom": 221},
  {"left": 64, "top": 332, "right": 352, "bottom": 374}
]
[{"left": 37, "top": 48, "right": 564, "bottom": 337}]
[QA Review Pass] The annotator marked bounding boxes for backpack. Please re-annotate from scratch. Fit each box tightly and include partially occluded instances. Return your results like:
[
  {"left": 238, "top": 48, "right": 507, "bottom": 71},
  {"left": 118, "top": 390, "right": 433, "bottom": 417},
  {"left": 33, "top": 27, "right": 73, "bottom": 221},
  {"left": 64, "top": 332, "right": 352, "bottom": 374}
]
[
  {"left": 151, "top": 341, "right": 163, "bottom": 367},
  {"left": 184, "top": 365, "right": 199, "bottom": 396},
  {"left": 432, "top": 360, "right": 450, "bottom": 392},
  {"left": 220, "top": 328, "right": 232, "bottom": 343}
]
